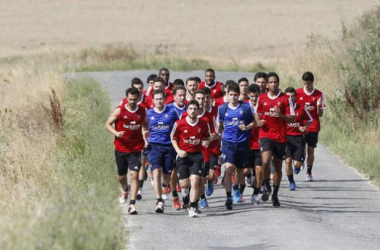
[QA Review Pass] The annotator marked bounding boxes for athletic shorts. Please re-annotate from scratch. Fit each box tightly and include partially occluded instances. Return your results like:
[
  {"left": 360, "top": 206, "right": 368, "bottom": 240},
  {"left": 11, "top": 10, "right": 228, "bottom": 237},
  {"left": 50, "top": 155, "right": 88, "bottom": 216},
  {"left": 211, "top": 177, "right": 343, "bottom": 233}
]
[
  {"left": 145, "top": 143, "right": 176, "bottom": 174},
  {"left": 221, "top": 140, "right": 249, "bottom": 169},
  {"left": 305, "top": 132, "right": 318, "bottom": 148},
  {"left": 285, "top": 135, "right": 306, "bottom": 162},
  {"left": 176, "top": 152, "right": 204, "bottom": 180},
  {"left": 202, "top": 154, "right": 218, "bottom": 176},
  {"left": 259, "top": 138, "right": 286, "bottom": 160},
  {"left": 115, "top": 151, "right": 142, "bottom": 175},
  {"left": 246, "top": 149, "right": 262, "bottom": 167}
]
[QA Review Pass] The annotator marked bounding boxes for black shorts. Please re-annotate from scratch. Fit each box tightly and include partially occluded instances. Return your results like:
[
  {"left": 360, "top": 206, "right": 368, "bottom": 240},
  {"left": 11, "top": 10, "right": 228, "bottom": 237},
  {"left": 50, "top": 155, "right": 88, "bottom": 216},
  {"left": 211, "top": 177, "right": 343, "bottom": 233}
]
[
  {"left": 246, "top": 149, "right": 262, "bottom": 167},
  {"left": 209, "top": 154, "right": 218, "bottom": 170},
  {"left": 259, "top": 138, "right": 286, "bottom": 160},
  {"left": 285, "top": 135, "right": 306, "bottom": 162},
  {"left": 115, "top": 151, "right": 142, "bottom": 175},
  {"left": 176, "top": 152, "right": 204, "bottom": 180},
  {"left": 305, "top": 132, "right": 318, "bottom": 148}
]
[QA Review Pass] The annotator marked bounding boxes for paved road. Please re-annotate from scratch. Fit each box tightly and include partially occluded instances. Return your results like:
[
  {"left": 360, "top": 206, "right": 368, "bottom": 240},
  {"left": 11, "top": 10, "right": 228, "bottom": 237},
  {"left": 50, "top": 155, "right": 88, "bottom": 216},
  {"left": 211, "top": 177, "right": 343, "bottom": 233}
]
[{"left": 68, "top": 71, "right": 380, "bottom": 250}]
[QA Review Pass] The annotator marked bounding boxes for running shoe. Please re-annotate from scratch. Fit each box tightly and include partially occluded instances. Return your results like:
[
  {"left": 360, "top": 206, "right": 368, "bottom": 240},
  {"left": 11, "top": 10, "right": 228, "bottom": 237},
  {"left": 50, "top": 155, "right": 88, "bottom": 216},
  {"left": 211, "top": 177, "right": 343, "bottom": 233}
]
[
  {"left": 245, "top": 177, "right": 252, "bottom": 187},
  {"left": 213, "top": 177, "right": 218, "bottom": 184},
  {"left": 200, "top": 198, "right": 209, "bottom": 209},
  {"left": 167, "top": 184, "right": 172, "bottom": 193},
  {"left": 128, "top": 205, "right": 138, "bottom": 215},
  {"left": 225, "top": 197, "right": 233, "bottom": 210},
  {"left": 215, "top": 165, "right": 222, "bottom": 177},
  {"left": 172, "top": 197, "right": 181, "bottom": 210},
  {"left": 155, "top": 202, "right": 164, "bottom": 213},
  {"left": 197, "top": 204, "right": 202, "bottom": 214},
  {"left": 306, "top": 173, "right": 313, "bottom": 181},
  {"left": 162, "top": 186, "right": 170, "bottom": 200},
  {"left": 289, "top": 182, "right": 296, "bottom": 191},
  {"left": 251, "top": 194, "right": 261, "bottom": 205},
  {"left": 239, "top": 195, "right": 245, "bottom": 202},
  {"left": 188, "top": 207, "right": 198, "bottom": 218},
  {"left": 272, "top": 195, "right": 281, "bottom": 207},
  {"left": 137, "top": 189, "right": 142, "bottom": 200},
  {"left": 119, "top": 185, "right": 130, "bottom": 204},
  {"left": 294, "top": 167, "right": 301, "bottom": 175},
  {"left": 261, "top": 186, "right": 272, "bottom": 202},
  {"left": 259, "top": 185, "right": 265, "bottom": 194},
  {"left": 176, "top": 185, "right": 182, "bottom": 193},
  {"left": 232, "top": 187, "right": 241, "bottom": 202},
  {"left": 206, "top": 182, "right": 214, "bottom": 196}
]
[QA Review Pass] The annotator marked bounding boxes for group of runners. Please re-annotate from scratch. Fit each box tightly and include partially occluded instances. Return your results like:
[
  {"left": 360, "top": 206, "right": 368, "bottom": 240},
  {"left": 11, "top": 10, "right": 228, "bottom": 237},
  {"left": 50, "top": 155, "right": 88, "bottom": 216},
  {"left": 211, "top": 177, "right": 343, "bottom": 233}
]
[{"left": 105, "top": 68, "right": 326, "bottom": 217}]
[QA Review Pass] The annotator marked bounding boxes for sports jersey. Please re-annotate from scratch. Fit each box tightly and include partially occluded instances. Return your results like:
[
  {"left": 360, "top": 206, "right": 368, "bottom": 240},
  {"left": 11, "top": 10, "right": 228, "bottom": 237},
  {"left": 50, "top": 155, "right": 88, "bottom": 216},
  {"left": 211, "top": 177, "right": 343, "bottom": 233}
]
[
  {"left": 167, "top": 102, "right": 187, "bottom": 118},
  {"left": 144, "top": 91, "right": 174, "bottom": 109},
  {"left": 199, "top": 81, "right": 224, "bottom": 99},
  {"left": 218, "top": 102, "right": 254, "bottom": 143},
  {"left": 119, "top": 95, "right": 147, "bottom": 109},
  {"left": 147, "top": 105, "right": 179, "bottom": 145},
  {"left": 213, "top": 96, "right": 228, "bottom": 108},
  {"left": 114, "top": 105, "right": 146, "bottom": 153},
  {"left": 286, "top": 103, "right": 313, "bottom": 136},
  {"left": 247, "top": 102, "right": 260, "bottom": 150},
  {"left": 296, "top": 87, "right": 326, "bottom": 132},
  {"left": 256, "top": 92, "right": 295, "bottom": 143},
  {"left": 171, "top": 118, "right": 211, "bottom": 153}
]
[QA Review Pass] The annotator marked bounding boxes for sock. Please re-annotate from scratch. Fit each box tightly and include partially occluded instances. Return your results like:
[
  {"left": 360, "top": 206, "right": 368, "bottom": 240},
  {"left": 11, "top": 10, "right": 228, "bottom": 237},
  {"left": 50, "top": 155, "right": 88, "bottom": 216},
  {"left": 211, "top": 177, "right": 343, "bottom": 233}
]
[
  {"left": 190, "top": 202, "right": 197, "bottom": 208},
  {"left": 253, "top": 187, "right": 260, "bottom": 195},
  {"left": 130, "top": 200, "right": 136, "bottom": 205},
  {"left": 139, "top": 180, "right": 144, "bottom": 189},
  {"left": 307, "top": 165, "right": 313, "bottom": 174},
  {"left": 273, "top": 186, "right": 279, "bottom": 196},
  {"left": 183, "top": 195, "right": 190, "bottom": 205},
  {"left": 207, "top": 180, "right": 213, "bottom": 184},
  {"left": 172, "top": 190, "right": 178, "bottom": 197},
  {"left": 239, "top": 184, "right": 246, "bottom": 194},
  {"left": 200, "top": 194, "right": 206, "bottom": 199},
  {"left": 161, "top": 182, "right": 168, "bottom": 188},
  {"left": 157, "top": 198, "right": 163, "bottom": 203},
  {"left": 264, "top": 179, "right": 271, "bottom": 190},
  {"left": 287, "top": 174, "right": 294, "bottom": 183},
  {"left": 246, "top": 172, "right": 252, "bottom": 178},
  {"left": 226, "top": 192, "right": 232, "bottom": 198},
  {"left": 233, "top": 184, "right": 239, "bottom": 190}
]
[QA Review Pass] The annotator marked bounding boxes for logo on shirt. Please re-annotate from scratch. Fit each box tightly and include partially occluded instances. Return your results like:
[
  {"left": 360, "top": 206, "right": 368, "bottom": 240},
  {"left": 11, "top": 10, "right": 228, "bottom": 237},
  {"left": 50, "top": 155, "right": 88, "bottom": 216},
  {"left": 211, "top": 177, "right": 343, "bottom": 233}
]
[
  {"left": 123, "top": 115, "right": 128, "bottom": 119},
  {"left": 288, "top": 122, "right": 300, "bottom": 127},
  {"left": 264, "top": 108, "right": 280, "bottom": 117},
  {"left": 264, "top": 102, "right": 267, "bottom": 106},
  {"left": 152, "top": 122, "right": 170, "bottom": 130},
  {"left": 184, "top": 129, "right": 188, "bottom": 133},
  {"left": 123, "top": 121, "right": 141, "bottom": 130},
  {"left": 183, "top": 136, "right": 201, "bottom": 145},
  {"left": 225, "top": 117, "right": 240, "bottom": 126},
  {"left": 151, "top": 116, "right": 155, "bottom": 120}
]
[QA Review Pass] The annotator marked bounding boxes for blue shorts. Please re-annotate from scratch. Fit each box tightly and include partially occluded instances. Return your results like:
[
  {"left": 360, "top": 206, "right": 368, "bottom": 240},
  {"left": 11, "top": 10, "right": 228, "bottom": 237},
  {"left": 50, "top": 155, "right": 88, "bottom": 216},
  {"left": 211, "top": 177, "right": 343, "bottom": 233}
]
[
  {"left": 146, "top": 143, "right": 176, "bottom": 174},
  {"left": 221, "top": 140, "right": 249, "bottom": 169}
]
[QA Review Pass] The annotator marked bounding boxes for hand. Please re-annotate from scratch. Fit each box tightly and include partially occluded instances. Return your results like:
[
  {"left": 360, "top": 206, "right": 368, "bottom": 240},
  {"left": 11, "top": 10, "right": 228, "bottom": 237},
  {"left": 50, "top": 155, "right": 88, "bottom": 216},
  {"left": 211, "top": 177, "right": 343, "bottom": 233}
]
[
  {"left": 273, "top": 106, "right": 281, "bottom": 114},
  {"left": 257, "top": 120, "right": 266, "bottom": 127},
  {"left": 202, "top": 140, "right": 210, "bottom": 148},
  {"left": 210, "top": 133, "right": 219, "bottom": 141},
  {"left": 299, "top": 126, "right": 306, "bottom": 133},
  {"left": 177, "top": 150, "right": 187, "bottom": 158},
  {"left": 238, "top": 123, "right": 246, "bottom": 131},
  {"left": 115, "top": 131, "right": 125, "bottom": 138},
  {"left": 144, "top": 140, "right": 149, "bottom": 148},
  {"left": 317, "top": 97, "right": 322, "bottom": 107}
]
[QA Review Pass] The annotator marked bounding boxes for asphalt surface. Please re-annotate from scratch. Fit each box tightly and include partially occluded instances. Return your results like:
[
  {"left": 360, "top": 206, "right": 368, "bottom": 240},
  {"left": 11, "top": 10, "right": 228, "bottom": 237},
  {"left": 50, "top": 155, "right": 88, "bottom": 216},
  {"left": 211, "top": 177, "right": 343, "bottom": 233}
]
[{"left": 67, "top": 71, "right": 380, "bottom": 250}]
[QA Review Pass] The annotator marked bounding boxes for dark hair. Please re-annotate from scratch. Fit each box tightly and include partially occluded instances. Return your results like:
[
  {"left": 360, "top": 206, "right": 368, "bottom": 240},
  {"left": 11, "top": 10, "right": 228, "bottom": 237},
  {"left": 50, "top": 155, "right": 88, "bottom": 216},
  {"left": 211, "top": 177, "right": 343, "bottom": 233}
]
[
  {"left": 173, "top": 85, "right": 186, "bottom": 95},
  {"left": 153, "top": 77, "right": 165, "bottom": 84},
  {"left": 187, "top": 99, "right": 200, "bottom": 109},
  {"left": 195, "top": 89, "right": 206, "bottom": 96},
  {"left": 227, "top": 82, "right": 240, "bottom": 94},
  {"left": 131, "top": 77, "right": 143, "bottom": 88},
  {"left": 173, "top": 79, "right": 185, "bottom": 86},
  {"left": 302, "top": 71, "right": 314, "bottom": 82},
  {"left": 266, "top": 72, "right": 280, "bottom": 83},
  {"left": 186, "top": 77, "right": 197, "bottom": 85},
  {"left": 147, "top": 74, "right": 157, "bottom": 83},
  {"left": 159, "top": 68, "right": 169, "bottom": 74},
  {"left": 126, "top": 87, "right": 140, "bottom": 97},
  {"left": 254, "top": 72, "right": 267, "bottom": 82},
  {"left": 194, "top": 76, "right": 201, "bottom": 84},
  {"left": 202, "top": 87, "right": 211, "bottom": 96},
  {"left": 205, "top": 68, "right": 215, "bottom": 75},
  {"left": 225, "top": 80, "right": 237, "bottom": 92},
  {"left": 238, "top": 77, "right": 249, "bottom": 84},
  {"left": 248, "top": 84, "right": 261, "bottom": 94},
  {"left": 285, "top": 87, "right": 296, "bottom": 94},
  {"left": 152, "top": 89, "right": 166, "bottom": 99}
]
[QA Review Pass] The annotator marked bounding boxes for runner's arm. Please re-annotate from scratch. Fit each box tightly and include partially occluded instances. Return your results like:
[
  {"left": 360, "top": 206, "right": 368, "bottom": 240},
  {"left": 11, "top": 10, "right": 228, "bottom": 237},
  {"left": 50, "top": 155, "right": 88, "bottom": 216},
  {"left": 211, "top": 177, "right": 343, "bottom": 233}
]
[{"left": 105, "top": 108, "right": 124, "bottom": 138}]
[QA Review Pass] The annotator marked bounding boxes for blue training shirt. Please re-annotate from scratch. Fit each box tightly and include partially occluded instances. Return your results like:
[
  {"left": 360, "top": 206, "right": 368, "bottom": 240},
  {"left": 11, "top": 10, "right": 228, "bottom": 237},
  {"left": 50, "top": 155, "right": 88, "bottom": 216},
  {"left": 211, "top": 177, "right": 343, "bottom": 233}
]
[
  {"left": 218, "top": 102, "right": 254, "bottom": 143},
  {"left": 167, "top": 103, "right": 187, "bottom": 118},
  {"left": 147, "top": 105, "right": 179, "bottom": 144}
]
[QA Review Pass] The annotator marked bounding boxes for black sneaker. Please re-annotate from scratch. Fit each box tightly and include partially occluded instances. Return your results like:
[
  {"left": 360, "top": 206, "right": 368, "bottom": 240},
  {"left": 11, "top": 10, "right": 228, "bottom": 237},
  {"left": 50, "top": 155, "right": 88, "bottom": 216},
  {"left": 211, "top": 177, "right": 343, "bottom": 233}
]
[
  {"left": 137, "top": 189, "right": 142, "bottom": 200},
  {"left": 261, "top": 186, "right": 272, "bottom": 202},
  {"left": 128, "top": 205, "right": 138, "bottom": 215},
  {"left": 225, "top": 197, "right": 233, "bottom": 210},
  {"left": 272, "top": 195, "right": 281, "bottom": 208}
]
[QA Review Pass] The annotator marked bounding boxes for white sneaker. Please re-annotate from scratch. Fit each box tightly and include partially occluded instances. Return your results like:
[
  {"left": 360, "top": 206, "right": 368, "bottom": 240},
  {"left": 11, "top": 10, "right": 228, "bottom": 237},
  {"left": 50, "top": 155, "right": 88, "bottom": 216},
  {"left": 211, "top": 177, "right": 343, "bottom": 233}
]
[
  {"left": 251, "top": 194, "right": 261, "bottom": 205},
  {"left": 245, "top": 177, "right": 252, "bottom": 187},
  {"left": 119, "top": 190, "right": 128, "bottom": 204},
  {"left": 306, "top": 173, "right": 313, "bottom": 181},
  {"left": 188, "top": 207, "right": 198, "bottom": 218},
  {"left": 155, "top": 202, "right": 164, "bottom": 213}
]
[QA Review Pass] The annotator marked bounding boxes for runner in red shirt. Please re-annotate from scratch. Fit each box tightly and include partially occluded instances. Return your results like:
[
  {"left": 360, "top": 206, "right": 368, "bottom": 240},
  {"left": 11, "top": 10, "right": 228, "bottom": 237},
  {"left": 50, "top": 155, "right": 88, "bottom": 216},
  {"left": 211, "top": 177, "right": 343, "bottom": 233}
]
[
  {"left": 198, "top": 69, "right": 225, "bottom": 100},
  {"left": 119, "top": 78, "right": 147, "bottom": 109},
  {"left": 145, "top": 77, "right": 174, "bottom": 109},
  {"left": 158, "top": 68, "right": 174, "bottom": 91},
  {"left": 185, "top": 77, "right": 198, "bottom": 103},
  {"left": 255, "top": 72, "right": 295, "bottom": 207},
  {"left": 284, "top": 87, "right": 313, "bottom": 191},
  {"left": 143, "top": 74, "right": 157, "bottom": 99},
  {"left": 171, "top": 100, "right": 210, "bottom": 218},
  {"left": 105, "top": 87, "right": 148, "bottom": 215},
  {"left": 296, "top": 71, "right": 326, "bottom": 181},
  {"left": 253, "top": 72, "right": 268, "bottom": 94},
  {"left": 238, "top": 77, "right": 250, "bottom": 102},
  {"left": 212, "top": 80, "right": 236, "bottom": 108}
]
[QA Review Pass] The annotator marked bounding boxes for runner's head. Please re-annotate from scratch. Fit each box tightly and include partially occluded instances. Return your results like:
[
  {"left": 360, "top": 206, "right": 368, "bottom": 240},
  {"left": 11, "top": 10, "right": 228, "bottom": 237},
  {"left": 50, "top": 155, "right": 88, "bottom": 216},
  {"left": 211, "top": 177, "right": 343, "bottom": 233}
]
[
  {"left": 125, "top": 87, "right": 140, "bottom": 109},
  {"left": 158, "top": 68, "right": 170, "bottom": 84},
  {"left": 173, "top": 85, "right": 186, "bottom": 107},
  {"left": 194, "top": 90, "right": 206, "bottom": 109},
  {"left": 225, "top": 80, "right": 237, "bottom": 93},
  {"left": 248, "top": 84, "right": 260, "bottom": 106},
  {"left": 186, "top": 77, "right": 198, "bottom": 96},
  {"left": 203, "top": 87, "right": 212, "bottom": 107},
  {"left": 147, "top": 74, "right": 157, "bottom": 88},
  {"left": 153, "top": 77, "right": 166, "bottom": 91},
  {"left": 254, "top": 72, "right": 267, "bottom": 93},
  {"left": 266, "top": 72, "right": 280, "bottom": 94},
  {"left": 173, "top": 78, "right": 185, "bottom": 87},
  {"left": 227, "top": 82, "right": 240, "bottom": 105},
  {"left": 238, "top": 77, "right": 249, "bottom": 96},
  {"left": 205, "top": 68, "right": 215, "bottom": 85},
  {"left": 302, "top": 71, "right": 314, "bottom": 88},
  {"left": 131, "top": 77, "right": 144, "bottom": 95},
  {"left": 187, "top": 100, "right": 200, "bottom": 119},
  {"left": 285, "top": 87, "right": 296, "bottom": 104},
  {"left": 152, "top": 89, "right": 166, "bottom": 109}
]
